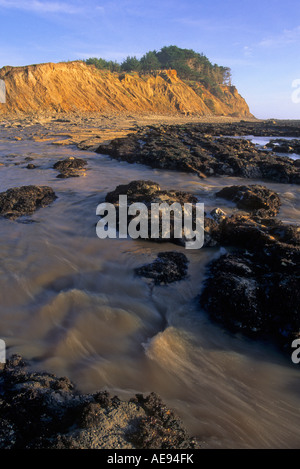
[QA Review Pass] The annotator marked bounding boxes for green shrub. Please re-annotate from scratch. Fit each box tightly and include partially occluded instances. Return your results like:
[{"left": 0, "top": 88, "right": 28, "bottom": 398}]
[{"left": 84, "top": 46, "right": 232, "bottom": 88}]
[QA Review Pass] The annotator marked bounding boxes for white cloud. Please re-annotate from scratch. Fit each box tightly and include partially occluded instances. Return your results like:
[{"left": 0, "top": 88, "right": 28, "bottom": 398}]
[
  {"left": 0, "top": 0, "right": 83, "bottom": 14},
  {"left": 243, "top": 46, "right": 253, "bottom": 57},
  {"left": 259, "top": 26, "right": 300, "bottom": 48}
]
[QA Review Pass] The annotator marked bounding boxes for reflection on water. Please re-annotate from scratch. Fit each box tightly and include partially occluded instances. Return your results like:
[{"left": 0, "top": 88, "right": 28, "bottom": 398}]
[
  {"left": 0, "top": 134, "right": 300, "bottom": 448},
  {"left": 232, "top": 135, "right": 300, "bottom": 160}
]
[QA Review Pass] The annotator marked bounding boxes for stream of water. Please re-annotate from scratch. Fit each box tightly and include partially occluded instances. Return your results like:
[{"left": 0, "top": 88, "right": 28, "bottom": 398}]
[{"left": 0, "top": 132, "right": 300, "bottom": 448}]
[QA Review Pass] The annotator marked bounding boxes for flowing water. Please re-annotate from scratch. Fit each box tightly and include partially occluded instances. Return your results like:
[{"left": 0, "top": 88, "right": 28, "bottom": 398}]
[{"left": 0, "top": 130, "right": 300, "bottom": 448}]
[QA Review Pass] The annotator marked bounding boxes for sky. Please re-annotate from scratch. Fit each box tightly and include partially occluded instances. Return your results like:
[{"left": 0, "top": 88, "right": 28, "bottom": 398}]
[{"left": 0, "top": 0, "right": 300, "bottom": 119}]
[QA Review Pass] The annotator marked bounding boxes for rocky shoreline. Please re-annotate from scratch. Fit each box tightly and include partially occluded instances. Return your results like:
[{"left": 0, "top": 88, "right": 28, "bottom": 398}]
[
  {"left": 101, "top": 178, "right": 299, "bottom": 351},
  {"left": 0, "top": 118, "right": 300, "bottom": 448},
  {"left": 0, "top": 355, "right": 198, "bottom": 449},
  {"left": 94, "top": 119, "right": 299, "bottom": 354},
  {"left": 95, "top": 123, "right": 300, "bottom": 183}
]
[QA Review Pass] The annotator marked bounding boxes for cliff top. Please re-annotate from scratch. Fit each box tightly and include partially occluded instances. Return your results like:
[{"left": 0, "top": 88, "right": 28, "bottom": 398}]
[{"left": 0, "top": 60, "right": 252, "bottom": 118}]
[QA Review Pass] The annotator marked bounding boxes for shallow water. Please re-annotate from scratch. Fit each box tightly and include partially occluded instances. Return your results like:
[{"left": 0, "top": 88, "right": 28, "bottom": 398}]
[
  {"left": 0, "top": 132, "right": 300, "bottom": 448},
  {"left": 234, "top": 135, "right": 300, "bottom": 160}
]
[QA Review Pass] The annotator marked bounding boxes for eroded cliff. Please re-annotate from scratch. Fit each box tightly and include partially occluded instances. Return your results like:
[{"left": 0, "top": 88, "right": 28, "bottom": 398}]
[{"left": 0, "top": 61, "right": 253, "bottom": 117}]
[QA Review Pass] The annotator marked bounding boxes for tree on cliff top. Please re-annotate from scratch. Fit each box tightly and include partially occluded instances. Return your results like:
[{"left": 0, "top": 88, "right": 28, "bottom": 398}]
[
  {"left": 85, "top": 57, "right": 121, "bottom": 72},
  {"left": 121, "top": 56, "right": 140, "bottom": 72},
  {"left": 84, "top": 45, "right": 232, "bottom": 94},
  {"left": 139, "top": 51, "right": 161, "bottom": 71}
]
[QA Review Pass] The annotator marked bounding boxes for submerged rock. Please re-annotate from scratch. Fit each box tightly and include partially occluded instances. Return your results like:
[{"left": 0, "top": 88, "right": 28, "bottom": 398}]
[
  {"left": 135, "top": 251, "right": 189, "bottom": 285},
  {"left": 0, "top": 355, "right": 198, "bottom": 449},
  {"left": 216, "top": 184, "right": 281, "bottom": 217},
  {"left": 0, "top": 185, "right": 57, "bottom": 219},
  {"left": 53, "top": 157, "right": 87, "bottom": 178}
]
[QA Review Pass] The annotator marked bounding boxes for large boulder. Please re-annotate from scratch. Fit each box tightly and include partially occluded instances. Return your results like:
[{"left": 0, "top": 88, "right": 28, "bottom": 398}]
[
  {"left": 104, "top": 180, "right": 200, "bottom": 246},
  {"left": 53, "top": 157, "right": 87, "bottom": 178},
  {"left": 104, "top": 180, "right": 223, "bottom": 248},
  {"left": 200, "top": 242, "right": 300, "bottom": 349},
  {"left": 106, "top": 180, "right": 197, "bottom": 206},
  {"left": 135, "top": 251, "right": 189, "bottom": 285},
  {"left": 0, "top": 185, "right": 57, "bottom": 219}
]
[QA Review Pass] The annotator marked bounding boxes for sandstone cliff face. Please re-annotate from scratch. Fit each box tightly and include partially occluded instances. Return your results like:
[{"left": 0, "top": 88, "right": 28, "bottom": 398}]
[{"left": 0, "top": 61, "right": 252, "bottom": 117}]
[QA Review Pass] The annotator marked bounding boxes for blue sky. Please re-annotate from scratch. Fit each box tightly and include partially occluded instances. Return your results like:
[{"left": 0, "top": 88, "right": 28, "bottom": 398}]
[{"left": 0, "top": 0, "right": 299, "bottom": 118}]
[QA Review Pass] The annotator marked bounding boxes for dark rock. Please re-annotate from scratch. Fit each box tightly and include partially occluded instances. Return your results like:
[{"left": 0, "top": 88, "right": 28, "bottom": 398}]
[
  {"left": 0, "top": 185, "right": 57, "bottom": 219},
  {"left": 217, "top": 214, "right": 300, "bottom": 250},
  {"left": 267, "top": 223, "right": 300, "bottom": 246},
  {"left": 26, "top": 163, "right": 37, "bottom": 169},
  {"left": 104, "top": 180, "right": 199, "bottom": 246},
  {"left": 105, "top": 180, "right": 226, "bottom": 248},
  {"left": 0, "top": 355, "right": 198, "bottom": 449},
  {"left": 0, "top": 419, "right": 16, "bottom": 449},
  {"left": 106, "top": 180, "right": 162, "bottom": 205},
  {"left": 203, "top": 214, "right": 221, "bottom": 247},
  {"left": 106, "top": 180, "right": 197, "bottom": 206},
  {"left": 77, "top": 402, "right": 106, "bottom": 429},
  {"left": 200, "top": 248, "right": 300, "bottom": 349},
  {"left": 199, "top": 191, "right": 300, "bottom": 351},
  {"left": 219, "top": 214, "right": 275, "bottom": 248},
  {"left": 129, "top": 393, "right": 198, "bottom": 449},
  {"left": 53, "top": 157, "right": 87, "bottom": 171},
  {"left": 135, "top": 251, "right": 189, "bottom": 285},
  {"left": 186, "top": 120, "right": 300, "bottom": 138},
  {"left": 93, "top": 391, "right": 111, "bottom": 408},
  {"left": 53, "top": 157, "right": 87, "bottom": 178},
  {"left": 95, "top": 124, "right": 300, "bottom": 184},
  {"left": 56, "top": 171, "right": 80, "bottom": 179},
  {"left": 266, "top": 139, "right": 300, "bottom": 155},
  {"left": 216, "top": 184, "right": 281, "bottom": 217},
  {"left": 210, "top": 208, "right": 227, "bottom": 223}
]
